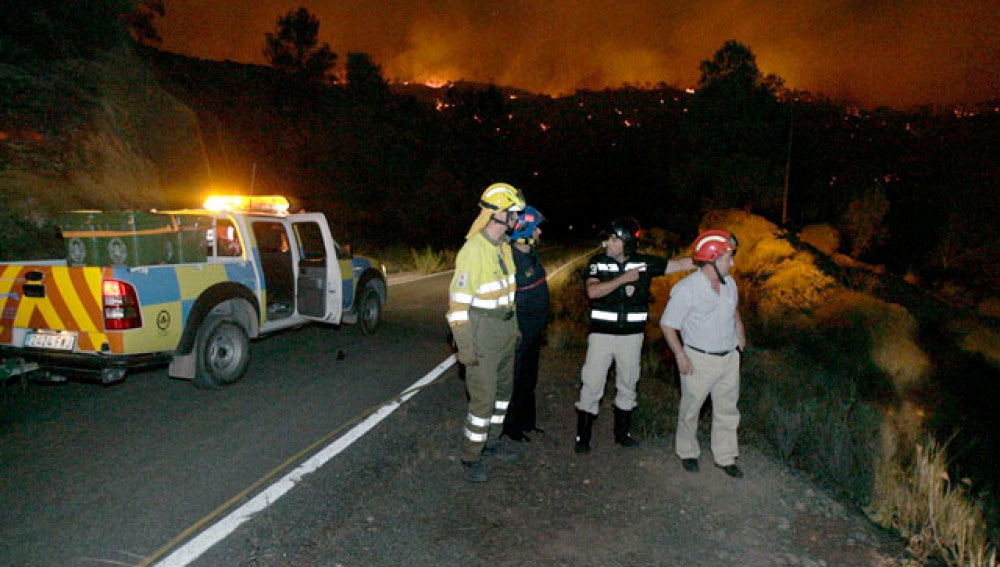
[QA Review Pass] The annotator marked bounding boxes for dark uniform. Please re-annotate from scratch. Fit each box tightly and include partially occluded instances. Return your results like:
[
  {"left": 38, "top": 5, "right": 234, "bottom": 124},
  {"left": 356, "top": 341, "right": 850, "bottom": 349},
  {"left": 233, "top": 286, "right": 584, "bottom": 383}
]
[
  {"left": 503, "top": 244, "right": 549, "bottom": 440},
  {"left": 585, "top": 251, "right": 668, "bottom": 337}
]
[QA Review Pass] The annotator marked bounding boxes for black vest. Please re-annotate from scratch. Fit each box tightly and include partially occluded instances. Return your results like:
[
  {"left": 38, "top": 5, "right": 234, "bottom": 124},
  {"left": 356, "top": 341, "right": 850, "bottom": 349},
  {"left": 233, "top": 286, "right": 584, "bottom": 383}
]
[{"left": 585, "top": 252, "right": 667, "bottom": 335}]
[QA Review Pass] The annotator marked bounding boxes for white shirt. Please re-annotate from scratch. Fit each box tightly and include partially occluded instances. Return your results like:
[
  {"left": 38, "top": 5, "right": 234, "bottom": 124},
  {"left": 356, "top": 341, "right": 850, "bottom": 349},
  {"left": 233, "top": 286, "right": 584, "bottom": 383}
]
[{"left": 660, "top": 269, "right": 739, "bottom": 352}]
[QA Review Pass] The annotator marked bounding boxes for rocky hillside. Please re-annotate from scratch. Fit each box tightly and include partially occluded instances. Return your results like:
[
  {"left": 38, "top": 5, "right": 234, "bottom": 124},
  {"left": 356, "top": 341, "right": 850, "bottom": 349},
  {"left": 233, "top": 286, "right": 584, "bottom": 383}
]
[{"left": 1, "top": 47, "right": 205, "bottom": 260}]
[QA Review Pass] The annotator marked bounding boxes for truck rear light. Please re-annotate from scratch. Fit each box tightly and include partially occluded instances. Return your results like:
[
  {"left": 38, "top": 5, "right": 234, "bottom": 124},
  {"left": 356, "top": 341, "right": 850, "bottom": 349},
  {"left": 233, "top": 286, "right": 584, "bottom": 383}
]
[{"left": 102, "top": 279, "right": 142, "bottom": 330}]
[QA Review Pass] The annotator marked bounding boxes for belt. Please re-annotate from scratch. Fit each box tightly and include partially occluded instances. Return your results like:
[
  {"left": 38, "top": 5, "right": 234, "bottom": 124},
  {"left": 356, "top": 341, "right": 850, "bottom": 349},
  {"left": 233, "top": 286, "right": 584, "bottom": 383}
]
[
  {"left": 471, "top": 308, "right": 515, "bottom": 321},
  {"left": 686, "top": 345, "right": 734, "bottom": 356}
]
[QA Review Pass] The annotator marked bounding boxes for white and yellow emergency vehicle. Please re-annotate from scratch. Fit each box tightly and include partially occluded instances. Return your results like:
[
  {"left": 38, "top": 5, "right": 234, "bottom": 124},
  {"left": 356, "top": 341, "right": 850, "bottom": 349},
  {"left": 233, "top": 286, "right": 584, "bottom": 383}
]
[{"left": 0, "top": 195, "right": 386, "bottom": 388}]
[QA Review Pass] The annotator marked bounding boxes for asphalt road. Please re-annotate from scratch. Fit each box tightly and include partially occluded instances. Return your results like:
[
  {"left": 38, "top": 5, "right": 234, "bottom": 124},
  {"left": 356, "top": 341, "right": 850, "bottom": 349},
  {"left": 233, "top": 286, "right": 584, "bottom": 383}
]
[{"left": 0, "top": 271, "right": 455, "bottom": 567}]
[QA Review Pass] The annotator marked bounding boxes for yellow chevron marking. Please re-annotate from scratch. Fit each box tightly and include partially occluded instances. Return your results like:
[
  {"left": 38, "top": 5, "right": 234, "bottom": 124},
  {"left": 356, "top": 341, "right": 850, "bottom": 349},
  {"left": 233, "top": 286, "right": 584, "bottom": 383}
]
[
  {"left": 0, "top": 265, "right": 21, "bottom": 293},
  {"left": 51, "top": 268, "right": 99, "bottom": 332},
  {"left": 17, "top": 294, "right": 64, "bottom": 328}
]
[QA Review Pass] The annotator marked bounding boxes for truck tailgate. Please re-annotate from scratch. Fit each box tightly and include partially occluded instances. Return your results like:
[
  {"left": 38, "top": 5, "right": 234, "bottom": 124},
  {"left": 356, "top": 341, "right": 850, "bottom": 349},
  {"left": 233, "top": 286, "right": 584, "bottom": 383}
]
[{"left": 1, "top": 264, "right": 109, "bottom": 354}]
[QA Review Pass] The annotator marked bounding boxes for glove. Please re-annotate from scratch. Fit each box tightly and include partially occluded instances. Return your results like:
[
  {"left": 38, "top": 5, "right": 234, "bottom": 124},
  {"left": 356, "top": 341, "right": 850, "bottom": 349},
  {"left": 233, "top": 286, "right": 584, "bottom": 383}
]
[{"left": 451, "top": 324, "right": 479, "bottom": 366}]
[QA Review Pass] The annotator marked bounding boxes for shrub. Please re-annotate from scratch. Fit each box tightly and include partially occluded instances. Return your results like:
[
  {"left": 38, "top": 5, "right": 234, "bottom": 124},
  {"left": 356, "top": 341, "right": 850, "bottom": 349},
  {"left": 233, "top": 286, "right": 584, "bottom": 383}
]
[
  {"left": 798, "top": 223, "right": 841, "bottom": 255},
  {"left": 409, "top": 246, "right": 452, "bottom": 274},
  {"left": 699, "top": 209, "right": 783, "bottom": 253},
  {"left": 546, "top": 249, "right": 592, "bottom": 332},
  {"left": 741, "top": 347, "right": 883, "bottom": 503},
  {"left": 948, "top": 317, "right": 1000, "bottom": 368},
  {"left": 755, "top": 253, "right": 838, "bottom": 322},
  {"left": 357, "top": 244, "right": 410, "bottom": 273}
]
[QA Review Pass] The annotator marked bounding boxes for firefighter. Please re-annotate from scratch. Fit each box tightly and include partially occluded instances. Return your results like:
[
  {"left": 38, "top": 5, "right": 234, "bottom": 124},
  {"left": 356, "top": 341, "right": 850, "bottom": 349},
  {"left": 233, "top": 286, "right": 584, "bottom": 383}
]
[
  {"left": 660, "top": 229, "right": 746, "bottom": 478},
  {"left": 574, "top": 217, "right": 695, "bottom": 454},
  {"left": 447, "top": 182, "right": 526, "bottom": 482},
  {"left": 502, "top": 205, "right": 549, "bottom": 442}
]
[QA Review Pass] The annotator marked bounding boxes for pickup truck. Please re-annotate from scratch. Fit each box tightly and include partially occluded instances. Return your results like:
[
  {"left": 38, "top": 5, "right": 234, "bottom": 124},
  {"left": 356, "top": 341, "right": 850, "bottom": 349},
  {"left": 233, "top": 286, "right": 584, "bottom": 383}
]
[{"left": 0, "top": 195, "right": 387, "bottom": 388}]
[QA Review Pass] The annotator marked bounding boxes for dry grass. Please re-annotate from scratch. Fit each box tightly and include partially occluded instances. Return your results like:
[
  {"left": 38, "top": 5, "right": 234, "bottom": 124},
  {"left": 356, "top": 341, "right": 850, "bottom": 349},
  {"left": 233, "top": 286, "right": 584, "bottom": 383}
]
[
  {"left": 869, "top": 437, "right": 997, "bottom": 567},
  {"left": 410, "top": 246, "right": 454, "bottom": 274},
  {"left": 718, "top": 210, "right": 994, "bottom": 565},
  {"left": 541, "top": 208, "right": 997, "bottom": 566},
  {"left": 741, "top": 347, "right": 883, "bottom": 501},
  {"left": 756, "top": 254, "right": 838, "bottom": 322},
  {"left": 368, "top": 244, "right": 454, "bottom": 274}
]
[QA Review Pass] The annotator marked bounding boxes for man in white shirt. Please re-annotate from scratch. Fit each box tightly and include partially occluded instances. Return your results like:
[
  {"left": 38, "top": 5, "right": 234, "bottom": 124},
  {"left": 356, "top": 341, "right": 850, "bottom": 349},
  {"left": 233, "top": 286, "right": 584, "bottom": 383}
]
[{"left": 660, "top": 229, "right": 746, "bottom": 478}]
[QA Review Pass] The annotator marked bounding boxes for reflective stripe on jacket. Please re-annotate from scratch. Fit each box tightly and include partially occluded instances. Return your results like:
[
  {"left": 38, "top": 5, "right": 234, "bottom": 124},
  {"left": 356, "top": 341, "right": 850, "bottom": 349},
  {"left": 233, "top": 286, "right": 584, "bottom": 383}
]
[
  {"left": 447, "top": 232, "right": 516, "bottom": 327},
  {"left": 585, "top": 252, "right": 668, "bottom": 335}
]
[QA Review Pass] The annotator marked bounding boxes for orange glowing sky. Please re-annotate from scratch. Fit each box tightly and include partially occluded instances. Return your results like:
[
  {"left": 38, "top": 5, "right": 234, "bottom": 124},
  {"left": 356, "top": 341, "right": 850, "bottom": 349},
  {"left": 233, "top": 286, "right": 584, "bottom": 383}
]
[{"left": 158, "top": 0, "right": 999, "bottom": 108}]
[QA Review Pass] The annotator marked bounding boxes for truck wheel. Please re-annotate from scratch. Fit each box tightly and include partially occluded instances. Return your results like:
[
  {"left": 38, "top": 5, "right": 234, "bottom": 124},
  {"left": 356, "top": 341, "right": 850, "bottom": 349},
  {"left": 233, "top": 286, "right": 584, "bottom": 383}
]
[
  {"left": 194, "top": 315, "right": 250, "bottom": 389},
  {"left": 359, "top": 284, "right": 382, "bottom": 335}
]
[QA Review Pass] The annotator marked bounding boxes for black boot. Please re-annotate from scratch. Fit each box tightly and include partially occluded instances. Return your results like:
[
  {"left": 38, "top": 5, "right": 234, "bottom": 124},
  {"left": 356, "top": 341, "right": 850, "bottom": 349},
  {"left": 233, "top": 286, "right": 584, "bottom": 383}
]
[
  {"left": 575, "top": 410, "right": 596, "bottom": 454},
  {"left": 614, "top": 407, "right": 640, "bottom": 447}
]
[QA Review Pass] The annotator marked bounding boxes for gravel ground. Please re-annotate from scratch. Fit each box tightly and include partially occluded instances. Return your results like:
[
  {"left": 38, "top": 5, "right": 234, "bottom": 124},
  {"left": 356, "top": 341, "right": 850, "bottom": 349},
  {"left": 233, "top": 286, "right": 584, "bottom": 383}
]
[{"left": 228, "top": 342, "right": 910, "bottom": 567}]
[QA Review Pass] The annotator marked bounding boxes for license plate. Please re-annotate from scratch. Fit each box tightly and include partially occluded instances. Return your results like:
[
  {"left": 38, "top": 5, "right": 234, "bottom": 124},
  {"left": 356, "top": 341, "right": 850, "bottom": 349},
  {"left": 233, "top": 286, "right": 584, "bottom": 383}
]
[{"left": 25, "top": 332, "right": 78, "bottom": 351}]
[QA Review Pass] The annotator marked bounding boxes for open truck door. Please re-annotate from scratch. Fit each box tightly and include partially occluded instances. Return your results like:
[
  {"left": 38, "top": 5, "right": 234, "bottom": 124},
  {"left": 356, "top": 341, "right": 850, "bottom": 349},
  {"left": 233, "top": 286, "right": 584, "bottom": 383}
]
[{"left": 290, "top": 213, "right": 343, "bottom": 323}]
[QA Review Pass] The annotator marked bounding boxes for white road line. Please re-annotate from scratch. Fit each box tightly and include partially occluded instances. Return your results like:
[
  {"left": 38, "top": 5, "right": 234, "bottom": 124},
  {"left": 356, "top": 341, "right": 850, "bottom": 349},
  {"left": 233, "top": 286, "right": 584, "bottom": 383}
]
[
  {"left": 152, "top": 355, "right": 457, "bottom": 567},
  {"left": 153, "top": 251, "right": 584, "bottom": 566}
]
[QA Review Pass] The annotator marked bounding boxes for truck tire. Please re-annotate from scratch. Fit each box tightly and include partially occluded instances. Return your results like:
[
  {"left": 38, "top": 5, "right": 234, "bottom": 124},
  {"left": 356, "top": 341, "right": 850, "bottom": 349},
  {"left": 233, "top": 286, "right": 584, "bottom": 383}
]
[
  {"left": 194, "top": 315, "right": 251, "bottom": 389},
  {"left": 359, "top": 283, "right": 382, "bottom": 335}
]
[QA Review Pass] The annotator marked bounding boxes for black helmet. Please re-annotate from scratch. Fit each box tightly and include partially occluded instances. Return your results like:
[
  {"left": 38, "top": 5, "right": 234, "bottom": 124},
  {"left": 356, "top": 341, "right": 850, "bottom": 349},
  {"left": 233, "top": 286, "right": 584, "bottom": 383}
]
[{"left": 609, "top": 217, "right": 642, "bottom": 254}]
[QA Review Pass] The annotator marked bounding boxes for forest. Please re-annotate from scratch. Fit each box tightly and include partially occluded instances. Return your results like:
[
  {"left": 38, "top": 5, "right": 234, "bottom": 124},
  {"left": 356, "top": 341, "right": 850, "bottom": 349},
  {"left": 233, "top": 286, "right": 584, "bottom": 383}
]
[{"left": 1, "top": 3, "right": 997, "bottom": 307}]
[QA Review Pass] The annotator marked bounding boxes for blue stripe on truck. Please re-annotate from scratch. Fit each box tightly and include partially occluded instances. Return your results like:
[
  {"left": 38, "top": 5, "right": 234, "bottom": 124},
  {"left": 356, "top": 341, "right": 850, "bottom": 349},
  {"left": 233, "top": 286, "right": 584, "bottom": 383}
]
[{"left": 110, "top": 266, "right": 181, "bottom": 305}]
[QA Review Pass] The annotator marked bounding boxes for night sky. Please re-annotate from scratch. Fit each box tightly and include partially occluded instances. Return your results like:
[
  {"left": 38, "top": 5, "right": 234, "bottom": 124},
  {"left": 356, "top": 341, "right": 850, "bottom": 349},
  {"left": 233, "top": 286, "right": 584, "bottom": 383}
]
[{"left": 158, "top": 0, "right": 999, "bottom": 109}]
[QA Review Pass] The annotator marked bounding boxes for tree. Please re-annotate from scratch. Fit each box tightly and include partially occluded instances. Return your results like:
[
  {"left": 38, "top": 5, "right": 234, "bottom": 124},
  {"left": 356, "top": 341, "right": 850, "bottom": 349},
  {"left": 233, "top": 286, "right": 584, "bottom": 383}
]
[
  {"left": 683, "top": 41, "right": 787, "bottom": 218},
  {"left": 263, "top": 7, "right": 337, "bottom": 84},
  {"left": 345, "top": 52, "right": 389, "bottom": 103},
  {"left": 122, "top": 0, "right": 164, "bottom": 46},
  {"left": 699, "top": 41, "right": 760, "bottom": 92},
  {"left": 840, "top": 179, "right": 890, "bottom": 258},
  {"left": 0, "top": 0, "right": 144, "bottom": 63}
]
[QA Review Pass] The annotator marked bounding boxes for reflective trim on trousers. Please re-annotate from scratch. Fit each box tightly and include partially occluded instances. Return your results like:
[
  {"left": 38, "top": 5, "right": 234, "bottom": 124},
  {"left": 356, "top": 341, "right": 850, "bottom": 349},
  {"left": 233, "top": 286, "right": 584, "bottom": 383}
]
[
  {"left": 464, "top": 428, "right": 488, "bottom": 442},
  {"left": 491, "top": 399, "right": 509, "bottom": 424},
  {"left": 466, "top": 413, "right": 490, "bottom": 428}
]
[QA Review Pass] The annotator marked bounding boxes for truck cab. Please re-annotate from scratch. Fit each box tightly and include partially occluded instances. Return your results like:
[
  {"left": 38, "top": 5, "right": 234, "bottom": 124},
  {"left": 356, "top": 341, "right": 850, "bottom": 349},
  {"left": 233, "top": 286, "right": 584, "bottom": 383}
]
[
  {"left": 163, "top": 195, "right": 387, "bottom": 388},
  {"left": 0, "top": 195, "right": 387, "bottom": 389}
]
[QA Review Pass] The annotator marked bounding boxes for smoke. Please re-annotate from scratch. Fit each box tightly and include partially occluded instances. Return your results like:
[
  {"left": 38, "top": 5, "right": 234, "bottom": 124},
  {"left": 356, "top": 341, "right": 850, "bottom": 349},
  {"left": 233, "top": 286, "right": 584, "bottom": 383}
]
[{"left": 159, "top": 0, "right": 999, "bottom": 108}]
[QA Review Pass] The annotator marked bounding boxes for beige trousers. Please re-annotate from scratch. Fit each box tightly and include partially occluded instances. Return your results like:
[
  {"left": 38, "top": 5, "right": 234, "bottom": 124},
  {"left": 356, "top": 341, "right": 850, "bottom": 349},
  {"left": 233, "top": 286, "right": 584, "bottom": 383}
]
[
  {"left": 674, "top": 347, "right": 741, "bottom": 466},
  {"left": 575, "top": 332, "right": 645, "bottom": 415}
]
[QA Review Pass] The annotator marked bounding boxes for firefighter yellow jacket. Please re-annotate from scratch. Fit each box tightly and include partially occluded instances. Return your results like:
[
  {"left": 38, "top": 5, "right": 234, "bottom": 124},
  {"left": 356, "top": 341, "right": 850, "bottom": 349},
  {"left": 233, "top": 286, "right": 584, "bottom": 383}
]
[{"left": 446, "top": 231, "right": 516, "bottom": 328}]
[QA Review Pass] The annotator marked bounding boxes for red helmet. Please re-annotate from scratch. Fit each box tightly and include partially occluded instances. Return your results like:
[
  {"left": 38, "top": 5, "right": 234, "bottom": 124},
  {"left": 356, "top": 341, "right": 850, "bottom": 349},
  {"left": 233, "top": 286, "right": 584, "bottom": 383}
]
[{"left": 693, "top": 229, "right": 738, "bottom": 262}]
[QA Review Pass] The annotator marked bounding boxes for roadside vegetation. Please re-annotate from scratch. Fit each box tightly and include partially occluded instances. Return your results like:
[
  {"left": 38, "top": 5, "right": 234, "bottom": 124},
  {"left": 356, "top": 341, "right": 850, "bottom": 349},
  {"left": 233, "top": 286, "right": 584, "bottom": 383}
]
[
  {"left": 365, "top": 245, "right": 455, "bottom": 275},
  {"left": 543, "top": 209, "right": 997, "bottom": 567}
]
